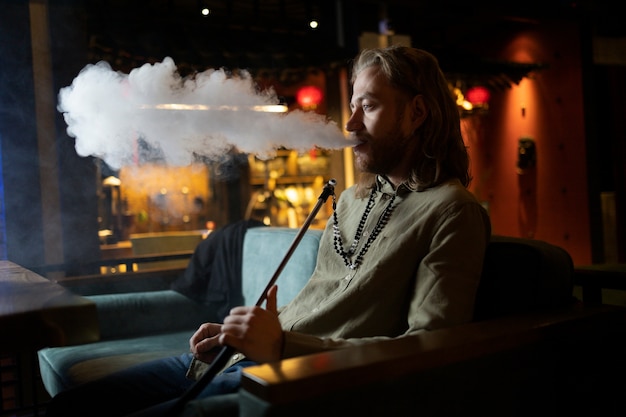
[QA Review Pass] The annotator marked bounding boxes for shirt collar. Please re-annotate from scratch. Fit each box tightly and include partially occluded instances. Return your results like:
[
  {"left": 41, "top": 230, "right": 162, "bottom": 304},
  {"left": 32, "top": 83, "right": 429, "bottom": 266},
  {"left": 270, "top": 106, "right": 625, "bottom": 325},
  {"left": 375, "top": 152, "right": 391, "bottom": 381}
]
[{"left": 375, "top": 175, "right": 413, "bottom": 196}]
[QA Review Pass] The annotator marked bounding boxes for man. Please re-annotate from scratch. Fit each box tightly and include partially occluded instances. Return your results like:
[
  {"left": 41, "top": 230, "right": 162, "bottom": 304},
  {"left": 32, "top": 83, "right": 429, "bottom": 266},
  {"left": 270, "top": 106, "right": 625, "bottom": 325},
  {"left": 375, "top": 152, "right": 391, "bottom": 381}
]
[{"left": 45, "top": 45, "right": 491, "bottom": 417}]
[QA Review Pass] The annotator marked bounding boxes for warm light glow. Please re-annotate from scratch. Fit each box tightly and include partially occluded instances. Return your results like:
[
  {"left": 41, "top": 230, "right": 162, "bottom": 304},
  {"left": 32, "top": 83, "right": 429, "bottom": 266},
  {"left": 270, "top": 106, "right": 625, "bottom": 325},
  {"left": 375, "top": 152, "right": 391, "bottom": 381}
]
[
  {"left": 309, "top": 20, "right": 319, "bottom": 29},
  {"left": 296, "top": 86, "right": 323, "bottom": 108},
  {"left": 102, "top": 176, "right": 121, "bottom": 186},
  {"left": 453, "top": 87, "right": 472, "bottom": 110},
  {"left": 201, "top": 8, "right": 210, "bottom": 16},
  {"left": 251, "top": 105, "right": 289, "bottom": 113},
  {"left": 284, "top": 186, "right": 300, "bottom": 205},
  {"left": 140, "top": 104, "right": 288, "bottom": 113},
  {"left": 118, "top": 164, "right": 210, "bottom": 233},
  {"left": 466, "top": 86, "right": 491, "bottom": 105}
]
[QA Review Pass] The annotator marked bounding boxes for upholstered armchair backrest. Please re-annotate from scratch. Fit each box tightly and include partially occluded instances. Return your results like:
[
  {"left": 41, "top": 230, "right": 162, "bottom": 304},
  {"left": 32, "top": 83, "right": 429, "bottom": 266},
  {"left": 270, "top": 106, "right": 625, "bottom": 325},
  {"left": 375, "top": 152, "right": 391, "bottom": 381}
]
[{"left": 473, "top": 235, "right": 575, "bottom": 321}]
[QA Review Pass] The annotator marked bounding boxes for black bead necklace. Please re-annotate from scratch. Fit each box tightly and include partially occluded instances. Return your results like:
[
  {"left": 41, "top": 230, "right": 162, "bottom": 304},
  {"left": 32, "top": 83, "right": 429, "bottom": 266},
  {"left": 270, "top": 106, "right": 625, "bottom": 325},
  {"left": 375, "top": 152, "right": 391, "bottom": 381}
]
[{"left": 332, "top": 189, "right": 397, "bottom": 270}]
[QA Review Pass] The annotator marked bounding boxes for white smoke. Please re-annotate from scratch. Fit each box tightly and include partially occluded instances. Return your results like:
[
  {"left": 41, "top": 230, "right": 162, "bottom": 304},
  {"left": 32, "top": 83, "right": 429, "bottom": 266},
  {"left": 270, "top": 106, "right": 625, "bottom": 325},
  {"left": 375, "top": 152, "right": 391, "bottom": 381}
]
[{"left": 58, "top": 57, "right": 347, "bottom": 169}]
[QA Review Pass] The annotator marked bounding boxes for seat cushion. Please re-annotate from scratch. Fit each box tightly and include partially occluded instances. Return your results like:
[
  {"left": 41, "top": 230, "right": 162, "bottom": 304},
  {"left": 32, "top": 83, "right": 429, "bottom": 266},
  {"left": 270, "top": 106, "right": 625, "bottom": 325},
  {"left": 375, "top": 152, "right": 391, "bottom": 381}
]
[{"left": 38, "top": 330, "right": 193, "bottom": 397}]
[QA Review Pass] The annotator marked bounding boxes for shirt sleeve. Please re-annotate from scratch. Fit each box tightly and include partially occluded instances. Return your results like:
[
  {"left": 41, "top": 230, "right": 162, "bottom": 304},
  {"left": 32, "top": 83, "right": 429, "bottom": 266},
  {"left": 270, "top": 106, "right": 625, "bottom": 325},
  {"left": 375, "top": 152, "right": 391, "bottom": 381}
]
[{"left": 405, "top": 200, "right": 491, "bottom": 333}]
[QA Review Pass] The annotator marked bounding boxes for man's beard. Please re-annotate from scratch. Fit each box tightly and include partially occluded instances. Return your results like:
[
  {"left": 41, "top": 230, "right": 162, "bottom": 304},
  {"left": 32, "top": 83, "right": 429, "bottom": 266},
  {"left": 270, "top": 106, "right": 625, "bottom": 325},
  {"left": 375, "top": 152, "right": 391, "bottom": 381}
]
[{"left": 356, "top": 126, "right": 414, "bottom": 177}]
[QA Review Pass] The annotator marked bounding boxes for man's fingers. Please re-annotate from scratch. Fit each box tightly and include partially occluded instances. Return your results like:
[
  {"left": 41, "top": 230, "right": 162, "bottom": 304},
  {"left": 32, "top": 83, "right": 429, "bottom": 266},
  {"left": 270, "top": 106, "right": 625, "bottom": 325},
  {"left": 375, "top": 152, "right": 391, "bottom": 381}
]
[{"left": 266, "top": 284, "right": 278, "bottom": 314}]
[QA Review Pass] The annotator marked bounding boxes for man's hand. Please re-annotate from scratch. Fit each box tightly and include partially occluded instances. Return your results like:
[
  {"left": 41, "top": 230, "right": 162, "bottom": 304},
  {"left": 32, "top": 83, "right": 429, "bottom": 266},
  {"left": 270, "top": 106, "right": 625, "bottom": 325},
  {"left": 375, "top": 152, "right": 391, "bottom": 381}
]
[
  {"left": 219, "top": 284, "right": 284, "bottom": 363},
  {"left": 189, "top": 322, "right": 223, "bottom": 364}
]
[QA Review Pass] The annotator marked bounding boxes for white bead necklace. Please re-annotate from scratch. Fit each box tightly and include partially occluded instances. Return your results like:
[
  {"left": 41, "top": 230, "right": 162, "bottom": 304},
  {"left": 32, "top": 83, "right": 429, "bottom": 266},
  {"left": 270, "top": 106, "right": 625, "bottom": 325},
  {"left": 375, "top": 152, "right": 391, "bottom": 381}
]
[{"left": 332, "top": 189, "right": 397, "bottom": 270}]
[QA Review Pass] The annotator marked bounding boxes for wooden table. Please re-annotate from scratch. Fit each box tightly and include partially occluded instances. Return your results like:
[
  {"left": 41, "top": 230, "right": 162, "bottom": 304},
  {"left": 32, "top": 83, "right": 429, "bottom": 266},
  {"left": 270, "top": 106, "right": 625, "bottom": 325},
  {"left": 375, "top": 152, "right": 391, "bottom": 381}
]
[{"left": 0, "top": 261, "right": 99, "bottom": 351}]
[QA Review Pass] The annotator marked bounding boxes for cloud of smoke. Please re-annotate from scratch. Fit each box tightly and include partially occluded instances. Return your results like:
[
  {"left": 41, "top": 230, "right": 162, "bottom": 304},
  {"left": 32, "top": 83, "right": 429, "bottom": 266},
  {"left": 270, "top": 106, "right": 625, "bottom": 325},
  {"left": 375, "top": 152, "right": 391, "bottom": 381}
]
[{"left": 58, "top": 57, "right": 347, "bottom": 169}]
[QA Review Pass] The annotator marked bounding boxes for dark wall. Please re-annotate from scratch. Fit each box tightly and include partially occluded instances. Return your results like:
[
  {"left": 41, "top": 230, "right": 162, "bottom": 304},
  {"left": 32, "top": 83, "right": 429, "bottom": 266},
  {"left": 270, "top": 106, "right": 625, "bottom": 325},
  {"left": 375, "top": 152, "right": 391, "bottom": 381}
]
[
  {"left": 0, "top": 0, "right": 46, "bottom": 266},
  {"left": 49, "top": 0, "right": 101, "bottom": 273},
  {"left": 589, "top": 65, "right": 626, "bottom": 262},
  {"left": 0, "top": 0, "right": 100, "bottom": 272}
]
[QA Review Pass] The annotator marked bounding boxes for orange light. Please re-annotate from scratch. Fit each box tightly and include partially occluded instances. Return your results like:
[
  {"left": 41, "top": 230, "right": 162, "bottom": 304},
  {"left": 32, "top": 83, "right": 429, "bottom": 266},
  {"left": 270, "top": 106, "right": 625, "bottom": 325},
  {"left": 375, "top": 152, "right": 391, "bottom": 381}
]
[
  {"left": 296, "top": 86, "right": 323, "bottom": 108},
  {"left": 465, "top": 86, "right": 491, "bottom": 105}
]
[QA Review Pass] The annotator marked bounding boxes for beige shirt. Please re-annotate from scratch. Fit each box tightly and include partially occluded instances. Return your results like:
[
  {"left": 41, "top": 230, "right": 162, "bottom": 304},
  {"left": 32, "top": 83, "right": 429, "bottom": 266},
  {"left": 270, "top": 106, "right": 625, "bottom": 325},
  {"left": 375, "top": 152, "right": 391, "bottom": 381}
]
[{"left": 188, "top": 176, "right": 491, "bottom": 378}]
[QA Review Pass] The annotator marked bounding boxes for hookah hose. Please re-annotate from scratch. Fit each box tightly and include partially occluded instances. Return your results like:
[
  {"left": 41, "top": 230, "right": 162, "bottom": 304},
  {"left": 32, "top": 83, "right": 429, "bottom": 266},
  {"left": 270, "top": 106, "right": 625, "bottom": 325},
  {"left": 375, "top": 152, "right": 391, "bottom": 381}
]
[{"left": 163, "top": 179, "right": 336, "bottom": 417}]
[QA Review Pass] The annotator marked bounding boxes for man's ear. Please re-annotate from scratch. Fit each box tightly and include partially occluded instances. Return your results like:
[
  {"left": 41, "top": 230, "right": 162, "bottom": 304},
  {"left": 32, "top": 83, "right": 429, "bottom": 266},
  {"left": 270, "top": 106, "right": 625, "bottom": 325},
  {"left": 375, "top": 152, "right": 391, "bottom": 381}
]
[{"left": 410, "top": 95, "right": 428, "bottom": 129}]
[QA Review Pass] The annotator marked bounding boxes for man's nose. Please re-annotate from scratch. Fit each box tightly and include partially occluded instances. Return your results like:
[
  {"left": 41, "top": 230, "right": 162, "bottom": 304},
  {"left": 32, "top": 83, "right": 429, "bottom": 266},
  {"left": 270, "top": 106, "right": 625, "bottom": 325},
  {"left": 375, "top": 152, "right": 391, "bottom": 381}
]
[{"left": 345, "top": 113, "right": 362, "bottom": 132}]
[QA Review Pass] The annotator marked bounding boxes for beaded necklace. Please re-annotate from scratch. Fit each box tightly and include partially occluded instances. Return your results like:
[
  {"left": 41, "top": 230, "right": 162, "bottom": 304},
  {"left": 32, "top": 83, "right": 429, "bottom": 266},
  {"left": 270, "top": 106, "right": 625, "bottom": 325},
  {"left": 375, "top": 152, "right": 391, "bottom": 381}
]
[{"left": 332, "top": 189, "right": 397, "bottom": 270}]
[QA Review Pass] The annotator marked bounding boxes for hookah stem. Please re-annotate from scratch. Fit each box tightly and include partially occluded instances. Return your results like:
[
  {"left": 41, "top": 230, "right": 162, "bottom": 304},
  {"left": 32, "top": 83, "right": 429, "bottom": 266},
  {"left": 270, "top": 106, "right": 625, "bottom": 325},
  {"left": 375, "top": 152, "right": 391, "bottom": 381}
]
[
  {"left": 253, "top": 178, "right": 336, "bottom": 307},
  {"left": 165, "top": 179, "right": 336, "bottom": 416}
]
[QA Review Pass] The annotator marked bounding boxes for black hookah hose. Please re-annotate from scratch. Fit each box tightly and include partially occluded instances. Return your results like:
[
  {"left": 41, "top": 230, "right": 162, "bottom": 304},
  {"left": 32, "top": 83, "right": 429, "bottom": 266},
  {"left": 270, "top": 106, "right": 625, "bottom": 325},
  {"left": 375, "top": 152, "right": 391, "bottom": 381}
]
[{"left": 164, "top": 179, "right": 336, "bottom": 417}]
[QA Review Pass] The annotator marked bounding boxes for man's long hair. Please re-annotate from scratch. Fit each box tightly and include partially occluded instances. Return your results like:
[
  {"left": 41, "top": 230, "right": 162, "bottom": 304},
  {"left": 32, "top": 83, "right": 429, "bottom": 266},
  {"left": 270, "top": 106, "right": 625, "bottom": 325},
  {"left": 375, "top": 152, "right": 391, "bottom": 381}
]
[{"left": 350, "top": 46, "right": 470, "bottom": 194}]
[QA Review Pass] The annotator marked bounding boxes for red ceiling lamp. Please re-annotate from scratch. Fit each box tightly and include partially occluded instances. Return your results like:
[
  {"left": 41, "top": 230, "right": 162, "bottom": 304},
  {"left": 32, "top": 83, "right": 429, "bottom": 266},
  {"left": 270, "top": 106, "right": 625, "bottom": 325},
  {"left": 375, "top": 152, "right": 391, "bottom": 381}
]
[
  {"left": 296, "top": 85, "right": 323, "bottom": 110},
  {"left": 465, "top": 85, "right": 491, "bottom": 106}
]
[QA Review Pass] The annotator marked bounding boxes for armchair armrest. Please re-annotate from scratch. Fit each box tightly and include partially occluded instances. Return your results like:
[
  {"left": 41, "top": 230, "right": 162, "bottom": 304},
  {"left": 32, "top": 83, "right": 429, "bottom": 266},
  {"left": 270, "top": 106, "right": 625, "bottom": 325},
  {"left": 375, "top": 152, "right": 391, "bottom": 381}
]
[
  {"left": 88, "top": 290, "right": 216, "bottom": 340},
  {"left": 240, "top": 304, "right": 626, "bottom": 416}
]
